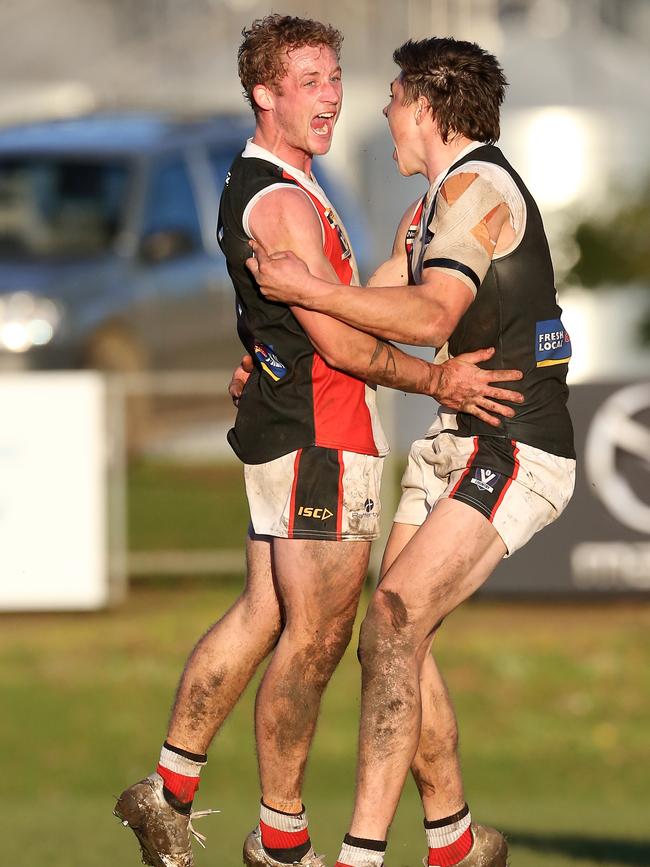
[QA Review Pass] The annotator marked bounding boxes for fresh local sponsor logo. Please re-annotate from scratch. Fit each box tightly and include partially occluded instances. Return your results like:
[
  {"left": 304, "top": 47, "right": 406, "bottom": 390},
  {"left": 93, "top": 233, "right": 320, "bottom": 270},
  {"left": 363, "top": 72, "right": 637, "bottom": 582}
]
[
  {"left": 298, "top": 506, "right": 334, "bottom": 521},
  {"left": 535, "top": 318, "right": 572, "bottom": 368}
]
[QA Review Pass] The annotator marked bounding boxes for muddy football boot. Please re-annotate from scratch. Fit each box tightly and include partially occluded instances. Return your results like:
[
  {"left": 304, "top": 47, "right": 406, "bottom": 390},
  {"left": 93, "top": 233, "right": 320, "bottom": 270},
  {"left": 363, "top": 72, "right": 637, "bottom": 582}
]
[
  {"left": 453, "top": 824, "right": 508, "bottom": 867},
  {"left": 243, "top": 826, "right": 328, "bottom": 867},
  {"left": 114, "top": 772, "right": 217, "bottom": 867}
]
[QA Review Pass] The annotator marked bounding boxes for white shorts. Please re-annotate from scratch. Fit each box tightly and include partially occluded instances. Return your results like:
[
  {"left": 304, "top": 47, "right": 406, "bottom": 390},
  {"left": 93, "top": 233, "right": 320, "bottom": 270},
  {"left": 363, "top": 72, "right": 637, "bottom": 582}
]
[
  {"left": 393, "top": 432, "right": 575, "bottom": 556},
  {"left": 244, "top": 445, "right": 384, "bottom": 541}
]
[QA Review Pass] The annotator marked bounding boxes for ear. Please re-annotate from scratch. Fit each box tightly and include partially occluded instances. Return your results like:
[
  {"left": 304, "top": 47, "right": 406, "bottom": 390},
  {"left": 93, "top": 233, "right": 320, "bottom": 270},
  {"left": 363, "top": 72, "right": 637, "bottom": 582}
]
[
  {"left": 252, "top": 84, "right": 274, "bottom": 112},
  {"left": 415, "top": 96, "right": 429, "bottom": 124}
]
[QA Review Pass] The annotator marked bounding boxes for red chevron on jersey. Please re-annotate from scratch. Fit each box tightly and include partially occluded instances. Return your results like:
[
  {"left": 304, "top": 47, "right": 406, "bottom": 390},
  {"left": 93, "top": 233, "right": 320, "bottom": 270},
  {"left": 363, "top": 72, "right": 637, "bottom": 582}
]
[
  {"left": 405, "top": 198, "right": 425, "bottom": 255},
  {"left": 283, "top": 170, "right": 379, "bottom": 455},
  {"left": 219, "top": 144, "right": 388, "bottom": 464}
]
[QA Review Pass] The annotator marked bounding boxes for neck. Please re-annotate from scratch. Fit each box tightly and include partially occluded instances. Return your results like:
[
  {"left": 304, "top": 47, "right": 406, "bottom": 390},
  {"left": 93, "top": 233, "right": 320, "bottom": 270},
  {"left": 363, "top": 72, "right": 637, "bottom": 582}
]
[
  {"left": 252, "top": 120, "right": 313, "bottom": 175},
  {"left": 423, "top": 134, "right": 475, "bottom": 183}
]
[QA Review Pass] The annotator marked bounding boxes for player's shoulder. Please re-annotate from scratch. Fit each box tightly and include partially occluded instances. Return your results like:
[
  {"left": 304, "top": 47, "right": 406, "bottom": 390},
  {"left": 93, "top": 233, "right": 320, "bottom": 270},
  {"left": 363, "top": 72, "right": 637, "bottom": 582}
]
[
  {"left": 225, "top": 151, "right": 288, "bottom": 199},
  {"left": 445, "top": 157, "right": 523, "bottom": 208},
  {"left": 250, "top": 183, "right": 319, "bottom": 223},
  {"left": 440, "top": 171, "right": 480, "bottom": 204},
  {"left": 247, "top": 182, "right": 323, "bottom": 248}
]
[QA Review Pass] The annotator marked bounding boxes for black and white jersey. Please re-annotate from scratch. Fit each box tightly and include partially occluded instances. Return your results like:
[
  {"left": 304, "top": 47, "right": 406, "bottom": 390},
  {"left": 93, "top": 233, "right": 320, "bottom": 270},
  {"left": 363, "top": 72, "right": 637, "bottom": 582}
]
[{"left": 408, "top": 142, "right": 575, "bottom": 460}]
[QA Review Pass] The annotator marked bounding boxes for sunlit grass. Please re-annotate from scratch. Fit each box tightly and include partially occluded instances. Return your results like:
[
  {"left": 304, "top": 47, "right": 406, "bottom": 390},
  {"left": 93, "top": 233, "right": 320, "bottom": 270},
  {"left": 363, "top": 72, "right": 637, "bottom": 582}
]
[{"left": 2, "top": 585, "right": 649, "bottom": 867}]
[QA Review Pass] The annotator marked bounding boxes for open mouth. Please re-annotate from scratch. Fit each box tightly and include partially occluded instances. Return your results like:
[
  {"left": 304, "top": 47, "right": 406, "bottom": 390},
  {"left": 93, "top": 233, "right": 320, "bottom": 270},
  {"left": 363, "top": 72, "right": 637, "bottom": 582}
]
[{"left": 311, "top": 112, "right": 336, "bottom": 137}]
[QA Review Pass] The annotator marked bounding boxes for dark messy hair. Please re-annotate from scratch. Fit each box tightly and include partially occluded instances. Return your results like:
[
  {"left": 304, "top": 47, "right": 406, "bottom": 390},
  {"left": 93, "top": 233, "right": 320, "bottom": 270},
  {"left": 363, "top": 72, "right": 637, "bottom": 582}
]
[
  {"left": 238, "top": 14, "right": 343, "bottom": 112},
  {"left": 393, "top": 37, "right": 507, "bottom": 144}
]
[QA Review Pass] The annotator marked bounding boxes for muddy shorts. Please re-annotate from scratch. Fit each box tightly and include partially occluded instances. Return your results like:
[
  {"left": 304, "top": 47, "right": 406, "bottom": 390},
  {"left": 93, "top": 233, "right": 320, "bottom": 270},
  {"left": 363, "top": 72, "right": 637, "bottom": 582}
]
[
  {"left": 244, "top": 446, "right": 384, "bottom": 541},
  {"left": 393, "top": 432, "right": 575, "bottom": 556}
]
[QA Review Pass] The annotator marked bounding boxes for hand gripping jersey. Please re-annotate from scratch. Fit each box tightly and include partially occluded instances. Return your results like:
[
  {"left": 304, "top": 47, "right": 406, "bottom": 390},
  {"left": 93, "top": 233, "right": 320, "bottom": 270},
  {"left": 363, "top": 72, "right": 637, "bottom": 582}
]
[
  {"left": 218, "top": 140, "right": 388, "bottom": 465},
  {"left": 408, "top": 143, "right": 575, "bottom": 460}
]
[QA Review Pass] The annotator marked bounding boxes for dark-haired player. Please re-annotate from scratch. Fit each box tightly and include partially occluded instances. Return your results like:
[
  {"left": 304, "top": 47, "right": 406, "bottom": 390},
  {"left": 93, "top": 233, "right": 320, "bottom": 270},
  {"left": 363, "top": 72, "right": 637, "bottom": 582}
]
[
  {"left": 114, "top": 20, "right": 525, "bottom": 867},
  {"left": 249, "top": 36, "right": 575, "bottom": 867}
]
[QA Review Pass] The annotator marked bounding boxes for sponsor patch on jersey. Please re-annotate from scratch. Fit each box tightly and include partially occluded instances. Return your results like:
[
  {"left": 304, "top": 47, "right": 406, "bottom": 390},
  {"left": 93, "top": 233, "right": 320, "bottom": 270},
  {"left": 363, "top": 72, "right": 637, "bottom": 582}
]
[
  {"left": 324, "top": 209, "right": 352, "bottom": 261},
  {"left": 254, "top": 342, "right": 287, "bottom": 381},
  {"left": 535, "top": 318, "right": 572, "bottom": 367},
  {"left": 405, "top": 225, "right": 418, "bottom": 253}
]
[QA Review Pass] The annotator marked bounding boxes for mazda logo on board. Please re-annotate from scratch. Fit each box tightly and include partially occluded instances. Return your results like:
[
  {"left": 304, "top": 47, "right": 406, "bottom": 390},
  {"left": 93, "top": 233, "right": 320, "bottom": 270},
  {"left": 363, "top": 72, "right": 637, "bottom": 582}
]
[{"left": 585, "top": 382, "right": 650, "bottom": 535}]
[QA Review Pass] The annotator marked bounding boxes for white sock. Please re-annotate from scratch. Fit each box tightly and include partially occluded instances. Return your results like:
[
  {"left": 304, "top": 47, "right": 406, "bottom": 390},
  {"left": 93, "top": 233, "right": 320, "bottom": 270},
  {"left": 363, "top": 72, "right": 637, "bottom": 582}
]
[{"left": 336, "top": 834, "right": 386, "bottom": 867}]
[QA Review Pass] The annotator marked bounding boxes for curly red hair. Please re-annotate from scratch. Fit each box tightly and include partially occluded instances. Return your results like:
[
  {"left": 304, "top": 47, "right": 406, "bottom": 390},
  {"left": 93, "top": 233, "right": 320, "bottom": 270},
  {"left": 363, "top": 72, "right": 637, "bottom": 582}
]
[{"left": 238, "top": 14, "right": 343, "bottom": 112}]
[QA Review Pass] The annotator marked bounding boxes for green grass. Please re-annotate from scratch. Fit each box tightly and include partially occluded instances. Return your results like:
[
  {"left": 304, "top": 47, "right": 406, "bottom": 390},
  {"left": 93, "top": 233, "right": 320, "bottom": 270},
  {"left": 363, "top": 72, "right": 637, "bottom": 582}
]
[
  {"left": 3, "top": 460, "right": 648, "bottom": 865},
  {"left": 128, "top": 459, "right": 248, "bottom": 550},
  {"left": 1, "top": 584, "right": 649, "bottom": 867}
]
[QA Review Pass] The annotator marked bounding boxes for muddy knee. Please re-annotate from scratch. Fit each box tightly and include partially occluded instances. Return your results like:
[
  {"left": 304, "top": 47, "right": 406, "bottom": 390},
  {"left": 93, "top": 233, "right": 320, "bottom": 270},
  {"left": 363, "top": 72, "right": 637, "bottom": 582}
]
[{"left": 358, "top": 588, "right": 412, "bottom": 666}]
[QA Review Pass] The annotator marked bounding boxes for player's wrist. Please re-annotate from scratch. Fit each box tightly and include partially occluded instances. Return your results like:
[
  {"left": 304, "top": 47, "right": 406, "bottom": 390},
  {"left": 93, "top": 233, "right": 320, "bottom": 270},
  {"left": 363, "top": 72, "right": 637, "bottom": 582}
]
[
  {"left": 304, "top": 273, "right": 332, "bottom": 311},
  {"left": 426, "top": 362, "right": 443, "bottom": 399}
]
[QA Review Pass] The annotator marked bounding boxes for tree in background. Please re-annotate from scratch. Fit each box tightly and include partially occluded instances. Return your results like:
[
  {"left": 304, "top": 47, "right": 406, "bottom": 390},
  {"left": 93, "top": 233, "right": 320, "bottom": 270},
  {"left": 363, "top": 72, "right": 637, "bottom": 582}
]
[{"left": 567, "top": 181, "right": 650, "bottom": 343}]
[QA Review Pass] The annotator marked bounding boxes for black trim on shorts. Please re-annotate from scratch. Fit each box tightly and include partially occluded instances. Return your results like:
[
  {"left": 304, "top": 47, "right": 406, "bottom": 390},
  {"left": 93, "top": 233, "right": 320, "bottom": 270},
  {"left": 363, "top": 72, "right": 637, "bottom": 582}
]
[
  {"left": 290, "top": 446, "right": 342, "bottom": 540},
  {"left": 449, "top": 437, "right": 518, "bottom": 522}
]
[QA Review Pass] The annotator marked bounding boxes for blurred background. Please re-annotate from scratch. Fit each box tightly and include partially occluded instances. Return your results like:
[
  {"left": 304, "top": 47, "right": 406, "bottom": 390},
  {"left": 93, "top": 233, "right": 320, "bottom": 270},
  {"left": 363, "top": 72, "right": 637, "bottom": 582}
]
[{"left": 0, "top": 1, "right": 649, "bottom": 865}]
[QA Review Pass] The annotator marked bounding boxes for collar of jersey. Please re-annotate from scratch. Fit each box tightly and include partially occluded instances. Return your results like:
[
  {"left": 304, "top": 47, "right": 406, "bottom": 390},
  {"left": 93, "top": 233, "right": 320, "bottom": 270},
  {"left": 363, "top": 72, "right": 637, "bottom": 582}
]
[
  {"left": 242, "top": 138, "right": 331, "bottom": 209},
  {"left": 425, "top": 140, "right": 486, "bottom": 207}
]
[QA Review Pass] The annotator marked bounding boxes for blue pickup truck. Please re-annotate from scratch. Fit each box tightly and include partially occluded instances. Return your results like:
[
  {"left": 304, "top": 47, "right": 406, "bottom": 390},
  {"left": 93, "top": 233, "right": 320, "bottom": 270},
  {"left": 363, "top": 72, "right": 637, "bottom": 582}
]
[{"left": 0, "top": 113, "right": 370, "bottom": 375}]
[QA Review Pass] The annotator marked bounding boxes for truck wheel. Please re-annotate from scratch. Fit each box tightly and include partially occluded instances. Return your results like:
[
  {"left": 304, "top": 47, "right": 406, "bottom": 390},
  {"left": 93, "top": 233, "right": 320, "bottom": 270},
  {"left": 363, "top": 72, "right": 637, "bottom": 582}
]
[{"left": 85, "top": 326, "right": 151, "bottom": 454}]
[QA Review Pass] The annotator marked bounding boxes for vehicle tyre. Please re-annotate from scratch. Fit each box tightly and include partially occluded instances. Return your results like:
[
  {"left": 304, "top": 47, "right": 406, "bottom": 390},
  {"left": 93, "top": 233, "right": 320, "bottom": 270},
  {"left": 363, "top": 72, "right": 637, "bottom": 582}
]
[{"left": 84, "top": 325, "right": 151, "bottom": 454}]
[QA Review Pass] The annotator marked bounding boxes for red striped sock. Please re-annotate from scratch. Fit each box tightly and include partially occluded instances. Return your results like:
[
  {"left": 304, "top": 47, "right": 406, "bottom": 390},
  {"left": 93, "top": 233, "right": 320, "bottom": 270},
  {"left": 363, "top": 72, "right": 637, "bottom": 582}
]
[
  {"left": 156, "top": 741, "right": 207, "bottom": 809},
  {"left": 425, "top": 805, "right": 473, "bottom": 866},
  {"left": 260, "top": 802, "right": 311, "bottom": 863}
]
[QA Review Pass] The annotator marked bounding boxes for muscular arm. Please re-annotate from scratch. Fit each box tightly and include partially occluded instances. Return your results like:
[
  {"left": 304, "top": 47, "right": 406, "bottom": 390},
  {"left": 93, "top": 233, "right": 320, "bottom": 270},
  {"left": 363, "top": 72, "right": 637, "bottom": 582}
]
[
  {"left": 246, "top": 186, "right": 523, "bottom": 425},
  {"left": 250, "top": 174, "right": 511, "bottom": 347},
  {"left": 247, "top": 187, "right": 441, "bottom": 395}
]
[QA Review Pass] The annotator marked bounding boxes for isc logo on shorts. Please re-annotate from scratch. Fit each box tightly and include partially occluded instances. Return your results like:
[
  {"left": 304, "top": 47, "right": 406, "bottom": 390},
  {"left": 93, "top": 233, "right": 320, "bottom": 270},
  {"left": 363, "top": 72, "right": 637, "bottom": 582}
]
[{"left": 298, "top": 505, "right": 334, "bottom": 520}]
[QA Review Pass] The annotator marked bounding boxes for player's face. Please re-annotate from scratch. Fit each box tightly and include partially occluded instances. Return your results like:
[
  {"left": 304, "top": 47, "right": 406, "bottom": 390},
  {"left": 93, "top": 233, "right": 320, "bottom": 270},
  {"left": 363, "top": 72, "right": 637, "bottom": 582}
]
[
  {"left": 383, "top": 76, "right": 421, "bottom": 176},
  {"left": 269, "top": 45, "right": 342, "bottom": 159}
]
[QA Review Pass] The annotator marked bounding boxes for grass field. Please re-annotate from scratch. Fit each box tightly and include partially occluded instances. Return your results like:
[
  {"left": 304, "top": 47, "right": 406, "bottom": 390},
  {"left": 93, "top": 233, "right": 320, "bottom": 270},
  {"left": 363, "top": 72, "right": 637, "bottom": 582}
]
[
  {"left": 2, "top": 460, "right": 649, "bottom": 866},
  {"left": 2, "top": 583, "right": 649, "bottom": 867}
]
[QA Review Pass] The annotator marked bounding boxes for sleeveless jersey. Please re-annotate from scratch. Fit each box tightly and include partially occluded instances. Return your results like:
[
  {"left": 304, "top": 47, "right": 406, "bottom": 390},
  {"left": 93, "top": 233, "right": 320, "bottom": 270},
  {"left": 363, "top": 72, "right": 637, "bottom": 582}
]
[
  {"left": 409, "top": 144, "right": 575, "bottom": 459},
  {"left": 218, "top": 140, "right": 388, "bottom": 465}
]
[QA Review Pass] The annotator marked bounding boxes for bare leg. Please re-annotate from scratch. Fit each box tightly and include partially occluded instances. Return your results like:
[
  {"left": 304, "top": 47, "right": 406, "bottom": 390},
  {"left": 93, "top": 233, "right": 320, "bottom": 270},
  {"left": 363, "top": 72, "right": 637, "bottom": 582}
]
[
  {"left": 167, "top": 532, "right": 282, "bottom": 753},
  {"left": 255, "top": 538, "right": 370, "bottom": 811},
  {"left": 350, "top": 500, "right": 506, "bottom": 839},
  {"left": 412, "top": 655, "right": 464, "bottom": 818},
  {"left": 380, "top": 523, "right": 465, "bottom": 820}
]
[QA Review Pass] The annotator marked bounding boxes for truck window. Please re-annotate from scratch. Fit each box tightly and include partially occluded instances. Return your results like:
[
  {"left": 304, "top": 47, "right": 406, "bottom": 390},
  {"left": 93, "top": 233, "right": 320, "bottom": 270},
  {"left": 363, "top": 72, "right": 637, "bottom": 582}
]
[{"left": 143, "top": 159, "right": 202, "bottom": 244}]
